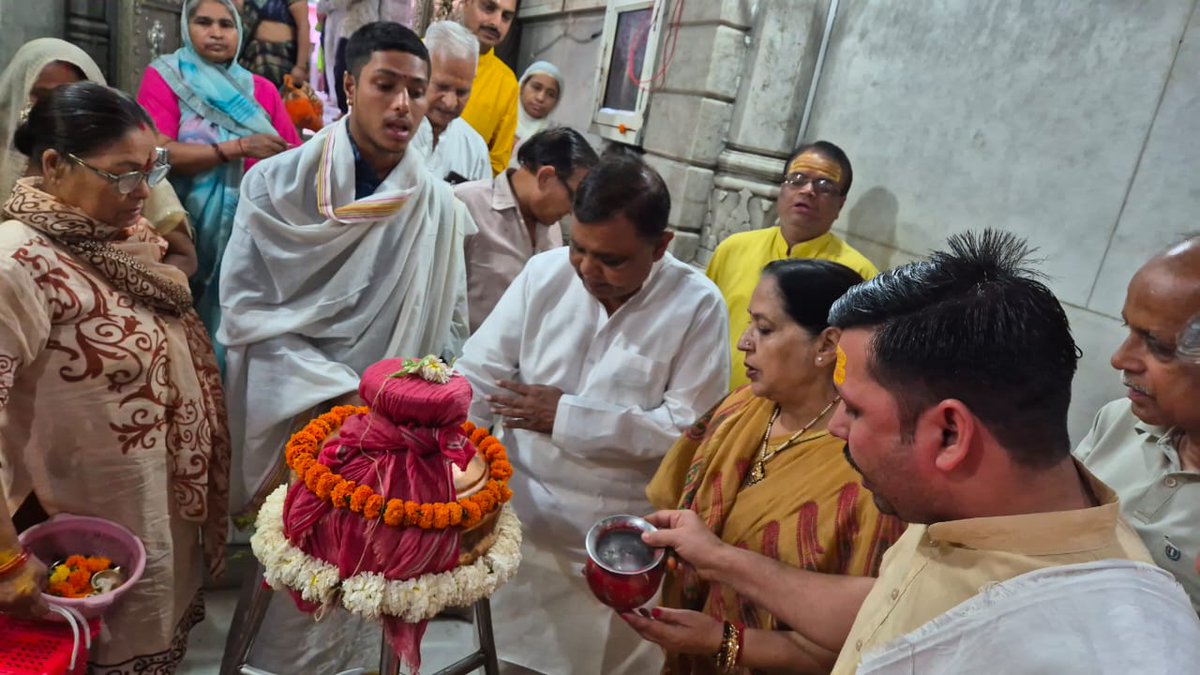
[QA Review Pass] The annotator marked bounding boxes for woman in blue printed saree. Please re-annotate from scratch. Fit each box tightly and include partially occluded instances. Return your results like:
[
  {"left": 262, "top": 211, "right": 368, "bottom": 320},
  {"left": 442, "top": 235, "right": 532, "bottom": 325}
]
[{"left": 137, "top": 0, "right": 300, "bottom": 367}]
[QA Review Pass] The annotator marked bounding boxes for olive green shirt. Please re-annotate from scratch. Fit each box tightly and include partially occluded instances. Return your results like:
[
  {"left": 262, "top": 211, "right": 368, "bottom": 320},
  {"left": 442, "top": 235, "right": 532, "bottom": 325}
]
[{"left": 1074, "top": 398, "right": 1200, "bottom": 613}]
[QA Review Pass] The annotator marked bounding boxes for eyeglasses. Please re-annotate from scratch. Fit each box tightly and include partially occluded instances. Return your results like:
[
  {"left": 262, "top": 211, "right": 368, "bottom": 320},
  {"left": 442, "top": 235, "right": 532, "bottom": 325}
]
[
  {"left": 66, "top": 151, "right": 171, "bottom": 195},
  {"left": 782, "top": 172, "right": 842, "bottom": 196}
]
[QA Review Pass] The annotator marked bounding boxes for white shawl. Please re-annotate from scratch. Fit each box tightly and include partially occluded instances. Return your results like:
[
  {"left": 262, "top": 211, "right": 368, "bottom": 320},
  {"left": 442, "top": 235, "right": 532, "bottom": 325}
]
[
  {"left": 858, "top": 560, "right": 1200, "bottom": 674},
  {"left": 218, "top": 115, "right": 475, "bottom": 515}
]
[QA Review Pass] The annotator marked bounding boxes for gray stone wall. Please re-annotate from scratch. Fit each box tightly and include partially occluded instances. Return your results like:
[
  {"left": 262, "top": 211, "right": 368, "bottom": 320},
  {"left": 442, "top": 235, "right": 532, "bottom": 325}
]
[
  {"left": 799, "top": 0, "right": 1199, "bottom": 442},
  {"left": 0, "top": 0, "right": 67, "bottom": 66}
]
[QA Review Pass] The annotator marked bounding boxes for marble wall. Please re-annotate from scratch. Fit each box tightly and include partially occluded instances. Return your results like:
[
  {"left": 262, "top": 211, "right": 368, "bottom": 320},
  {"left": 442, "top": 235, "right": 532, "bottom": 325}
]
[
  {"left": 0, "top": 0, "right": 67, "bottom": 66},
  {"left": 801, "top": 0, "right": 1200, "bottom": 441},
  {"left": 517, "top": 0, "right": 1200, "bottom": 443}
]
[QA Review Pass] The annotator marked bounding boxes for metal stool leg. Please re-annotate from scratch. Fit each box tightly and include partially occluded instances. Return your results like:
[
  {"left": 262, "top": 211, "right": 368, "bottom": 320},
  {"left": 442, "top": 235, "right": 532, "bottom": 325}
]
[
  {"left": 474, "top": 599, "right": 499, "bottom": 675},
  {"left": 219, "top": 562, "right": 273, "bottom": 675}
]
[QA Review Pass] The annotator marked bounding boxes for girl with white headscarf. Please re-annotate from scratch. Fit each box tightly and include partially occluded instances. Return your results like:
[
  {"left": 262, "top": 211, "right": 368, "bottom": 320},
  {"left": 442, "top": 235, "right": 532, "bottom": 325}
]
[{"left": 510, "top": 60, "right": 564, "bottom": 167}]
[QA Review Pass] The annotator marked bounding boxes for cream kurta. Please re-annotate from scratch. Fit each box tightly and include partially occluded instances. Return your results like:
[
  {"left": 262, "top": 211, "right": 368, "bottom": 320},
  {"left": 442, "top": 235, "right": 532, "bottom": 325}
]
[
  {"left": 455, "top": 247, "right": 730, "bottom": 675},
  {"left": 411, "top": 117, "right": 491, "bottom": 184},
  {"left": 831, "top": 467, "right": 1153, "bottom": 674},
  {"left": 455, "top": 171, "right": 563, "bottom": 332},
  {"left": 0, "top": 209, "right": 227, "bottom": 672}
]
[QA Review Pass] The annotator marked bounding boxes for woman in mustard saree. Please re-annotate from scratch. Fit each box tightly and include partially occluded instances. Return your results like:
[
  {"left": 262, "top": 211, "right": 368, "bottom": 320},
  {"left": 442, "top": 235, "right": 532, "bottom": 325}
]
[{"left": 638, "top": 259, "right": 905, "bottom": 674}]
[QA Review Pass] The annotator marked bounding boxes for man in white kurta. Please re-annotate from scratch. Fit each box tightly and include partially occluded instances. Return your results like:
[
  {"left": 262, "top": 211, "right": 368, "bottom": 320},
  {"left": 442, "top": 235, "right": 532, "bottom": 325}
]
[
  {"left": 412, "top": 117, "right": 490, "bottom": 183},
  {"left": 409, "top": 21, "right": 490, "bottom": 184},
  {"left": 218, "top": 23, "right": 475, "bottom": 672},
  {"left": 455, "top": 153, "right": 730, "bottom": 674}
]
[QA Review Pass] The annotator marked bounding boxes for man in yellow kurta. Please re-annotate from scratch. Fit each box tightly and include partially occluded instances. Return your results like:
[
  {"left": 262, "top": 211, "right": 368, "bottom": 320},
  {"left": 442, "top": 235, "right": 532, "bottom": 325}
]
[
  {"left": 707, "top": 141, "right": 878, "bottom": 389},
  {"left": 459, "top": 0, "right": 519, "bottom": 175}
]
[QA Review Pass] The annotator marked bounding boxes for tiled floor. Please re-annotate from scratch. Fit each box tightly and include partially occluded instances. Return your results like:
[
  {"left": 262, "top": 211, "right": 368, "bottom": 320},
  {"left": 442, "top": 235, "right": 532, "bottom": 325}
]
[{"left": 176, "top": 589, "right": 482, "bottom": 675}]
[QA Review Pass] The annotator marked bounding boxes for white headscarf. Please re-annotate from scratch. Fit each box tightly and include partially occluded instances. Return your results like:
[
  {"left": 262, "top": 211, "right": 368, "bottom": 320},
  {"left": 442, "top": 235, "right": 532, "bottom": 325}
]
[
  {"left": 0, "top": 39, "right": 106, "bottom": 200},
  {"left": 515, "top": 60, "right": 564, "bottom": 145}
]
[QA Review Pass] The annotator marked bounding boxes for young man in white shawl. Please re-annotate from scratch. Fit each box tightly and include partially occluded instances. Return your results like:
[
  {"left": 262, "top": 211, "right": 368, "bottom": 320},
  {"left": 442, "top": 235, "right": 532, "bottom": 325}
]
[
  {"left": 218, "top": 21, "right": 476, "bottom": 672},
  {"left": 410, "top": 20, "right": 490, "bottom": 184},
  {"left": 454, "top": 150, "right": 730, "bottom": 675}
]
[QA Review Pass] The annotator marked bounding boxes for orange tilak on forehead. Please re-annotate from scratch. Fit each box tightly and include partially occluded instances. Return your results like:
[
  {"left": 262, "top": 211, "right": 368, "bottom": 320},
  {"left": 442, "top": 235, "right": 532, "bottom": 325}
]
[
  {"left": 834, "top": 345, "right": 848, "bottom": 386},
  {"left": 787, "top": 153, "right": 842, "bottom": 184}
]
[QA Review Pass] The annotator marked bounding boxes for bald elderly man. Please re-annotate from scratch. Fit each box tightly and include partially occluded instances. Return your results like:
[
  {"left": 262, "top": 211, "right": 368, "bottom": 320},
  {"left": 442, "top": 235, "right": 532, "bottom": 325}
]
[{"left": 1074, "top": 235, "right": 1200, "bottom": 612}]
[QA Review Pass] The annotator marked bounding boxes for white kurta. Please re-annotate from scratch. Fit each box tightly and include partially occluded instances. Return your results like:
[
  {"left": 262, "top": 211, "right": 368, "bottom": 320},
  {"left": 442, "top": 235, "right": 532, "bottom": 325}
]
[
  {"left": 411, "top": 117, "right": 491, "bottom": 184},
  {"left": 455, "top": 247, "right": 730, "bottom": 674},
  {"left": 219, "top": 117, "right": 476, "bottom": 673}
]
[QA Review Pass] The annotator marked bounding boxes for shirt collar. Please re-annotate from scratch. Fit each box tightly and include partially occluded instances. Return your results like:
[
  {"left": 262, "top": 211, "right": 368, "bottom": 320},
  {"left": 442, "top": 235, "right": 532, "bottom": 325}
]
[
  {"left": 925, "top": 463, "right": 1122, "bottom": 556},
  {"left": 491, "top": 170, "right": 520, "bottom": 213},
  {"left": 346, "top": 128, "right": 383, "bottom": 199},
  {"left": 773, "top": 227, "right": 836, "bottom": 258},
  {"left": 1133, "top": 417, "right": 1187, "bottom": 469}
]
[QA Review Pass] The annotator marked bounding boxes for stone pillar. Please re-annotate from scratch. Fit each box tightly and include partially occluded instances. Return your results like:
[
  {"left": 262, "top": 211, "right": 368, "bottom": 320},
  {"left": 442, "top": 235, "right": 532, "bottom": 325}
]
[
  {"left": 697, "top": 0, "right": 830, "bottom": 266},
  {"left": 637, "top": 0, "right": 753, "bottom": 262}
]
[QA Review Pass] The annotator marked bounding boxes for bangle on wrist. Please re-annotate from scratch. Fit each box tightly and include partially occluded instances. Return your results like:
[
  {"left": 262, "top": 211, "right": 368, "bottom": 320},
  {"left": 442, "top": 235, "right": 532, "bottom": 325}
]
[
  {"left": 714, "top": 621, "right": 743, "bottom": 674},
  {"left": 0, "top": 548, "right": 30, "bottom": 579},
  {"left": 212, "top": 142, "right": 230, "bottom": 163},
  {"left": 237, "top": 138, "right": 247, "bottom": 157}
]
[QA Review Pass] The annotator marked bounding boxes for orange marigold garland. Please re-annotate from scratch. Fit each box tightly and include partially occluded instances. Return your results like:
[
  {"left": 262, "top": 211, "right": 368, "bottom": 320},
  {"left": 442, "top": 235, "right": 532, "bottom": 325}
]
[{"left": 284, "top": 407, "right": 513, "bottom": 530}]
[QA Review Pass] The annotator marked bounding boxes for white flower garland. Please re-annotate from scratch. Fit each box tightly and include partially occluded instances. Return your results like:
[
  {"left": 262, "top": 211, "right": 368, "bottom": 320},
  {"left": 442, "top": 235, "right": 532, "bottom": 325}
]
[{"left": 251, "top": 484, "right": 522, "bottom": 624}]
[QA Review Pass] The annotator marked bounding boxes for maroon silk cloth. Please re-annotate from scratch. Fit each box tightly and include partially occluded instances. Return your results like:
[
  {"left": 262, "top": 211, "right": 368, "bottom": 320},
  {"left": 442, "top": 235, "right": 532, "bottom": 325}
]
[{"left": 282, "top": 359, "right": 476, "bottom": 672}]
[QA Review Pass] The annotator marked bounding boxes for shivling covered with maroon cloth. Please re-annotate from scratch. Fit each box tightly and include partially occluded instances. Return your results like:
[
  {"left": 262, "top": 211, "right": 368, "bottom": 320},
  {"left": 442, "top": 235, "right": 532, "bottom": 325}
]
[{"left": 281, "top": 358, "right": 478, "bottom": 670}]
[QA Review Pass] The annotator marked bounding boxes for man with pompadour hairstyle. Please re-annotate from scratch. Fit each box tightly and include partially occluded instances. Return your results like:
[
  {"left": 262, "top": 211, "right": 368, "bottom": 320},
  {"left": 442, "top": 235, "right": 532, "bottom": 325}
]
[{"left": 641, "top": 230, "right": 1200, "bottom": 674}]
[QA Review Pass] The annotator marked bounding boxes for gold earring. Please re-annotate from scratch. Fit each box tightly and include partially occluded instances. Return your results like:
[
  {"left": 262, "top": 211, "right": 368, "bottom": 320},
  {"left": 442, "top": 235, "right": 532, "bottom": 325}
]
[{"left": 18, "top": 103, "right": 32, "bottom": 124}]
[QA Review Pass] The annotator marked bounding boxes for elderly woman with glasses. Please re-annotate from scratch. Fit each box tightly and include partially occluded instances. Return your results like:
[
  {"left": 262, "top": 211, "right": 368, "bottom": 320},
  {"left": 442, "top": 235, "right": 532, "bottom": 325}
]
[
  {"left": 0, "top": 81, "right": 229, "bottom": 674},
  {"left": 0, "top": 38, "right": 198, "bottom": 276}
]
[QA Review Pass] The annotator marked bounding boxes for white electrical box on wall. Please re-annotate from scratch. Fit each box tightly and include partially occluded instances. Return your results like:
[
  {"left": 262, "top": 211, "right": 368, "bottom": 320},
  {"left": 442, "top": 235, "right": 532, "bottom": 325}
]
[{"left": 589, "top": 0, "right": 667, "bottom": 147}]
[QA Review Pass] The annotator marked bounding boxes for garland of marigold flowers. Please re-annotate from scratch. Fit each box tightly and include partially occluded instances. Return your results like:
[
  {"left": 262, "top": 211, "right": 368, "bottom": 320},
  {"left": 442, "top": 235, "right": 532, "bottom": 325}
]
[{"left": 284, "top": 405, "right": 514, "bottom": 530}]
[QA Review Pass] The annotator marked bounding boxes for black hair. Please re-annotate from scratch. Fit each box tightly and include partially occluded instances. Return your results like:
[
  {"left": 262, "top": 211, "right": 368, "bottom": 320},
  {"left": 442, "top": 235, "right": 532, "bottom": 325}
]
[
  {"left": 516, "top": 127, "right": 599, "bottom": 180},
  {"left": 828, "top": 229, "right": 1080, "bottom": 467},
  {"left": 346, "top": 22, "right": 430, "bottom": 79},
  {"left": 786, "top": 140, "right": 853, "bottom": 196},
  {"left": 572, "top": 149, "right": 670, "bottom": 240},
  {"left": 14, "top": 82, "right": 154, "bottom": 161},
  {"left": 761, "top": 259, "right": 864, "bottom": 335}
]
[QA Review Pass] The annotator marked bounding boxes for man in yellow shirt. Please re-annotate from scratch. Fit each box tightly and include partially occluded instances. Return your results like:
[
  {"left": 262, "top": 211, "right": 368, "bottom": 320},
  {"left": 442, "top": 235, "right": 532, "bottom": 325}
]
[
  {"left": 707, "top": 141, "right": 878, "bottom": 389},
  {"left": 637, "top": 231, "right": 1197, "bottom": 673},
  {"left": 459, "top": 0, "right": 519, "bottom": 175}
]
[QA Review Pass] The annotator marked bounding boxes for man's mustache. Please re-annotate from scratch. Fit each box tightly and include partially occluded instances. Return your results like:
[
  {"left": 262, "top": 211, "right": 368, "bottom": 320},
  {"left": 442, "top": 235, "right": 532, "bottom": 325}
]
[{"left": 842, "top": 443, "right": 863, "bottom": 474}]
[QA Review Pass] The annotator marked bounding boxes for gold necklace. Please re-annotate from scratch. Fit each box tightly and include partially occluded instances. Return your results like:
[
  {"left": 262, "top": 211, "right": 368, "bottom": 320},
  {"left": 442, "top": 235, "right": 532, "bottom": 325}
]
[{"left": 743, "top": 396, "right": 840, "bottom": 487}]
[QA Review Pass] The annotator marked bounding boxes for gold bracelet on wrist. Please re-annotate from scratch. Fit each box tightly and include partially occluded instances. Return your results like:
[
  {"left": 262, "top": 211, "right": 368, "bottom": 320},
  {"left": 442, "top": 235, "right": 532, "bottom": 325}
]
[{"left": 714, "top": 621, "right": 742, "bottom": 673}]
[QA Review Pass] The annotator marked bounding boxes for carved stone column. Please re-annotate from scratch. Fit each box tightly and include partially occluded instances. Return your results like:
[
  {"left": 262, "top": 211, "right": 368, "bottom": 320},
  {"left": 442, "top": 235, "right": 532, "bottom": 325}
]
[
  {"left": 635, "top": 0, "right": 753, "bottom": 263},
  {"left": 113, "top": 0, "right": 186, "bottom": 92},
  {"left": 696, "top": 0, "right": 830, "bottom": 266}
]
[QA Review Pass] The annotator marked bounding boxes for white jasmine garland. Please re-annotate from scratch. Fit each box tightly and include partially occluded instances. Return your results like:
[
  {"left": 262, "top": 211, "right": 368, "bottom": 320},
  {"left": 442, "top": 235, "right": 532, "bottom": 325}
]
[{"left": 252, "top": 485, "right": 522, "bottom": 624}]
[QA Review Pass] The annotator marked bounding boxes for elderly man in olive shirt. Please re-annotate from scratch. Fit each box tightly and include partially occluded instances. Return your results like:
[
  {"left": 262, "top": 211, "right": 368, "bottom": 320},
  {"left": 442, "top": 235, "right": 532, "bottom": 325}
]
[{"left": 1074, "top": 235, "right": 1200, "bottom": 612}]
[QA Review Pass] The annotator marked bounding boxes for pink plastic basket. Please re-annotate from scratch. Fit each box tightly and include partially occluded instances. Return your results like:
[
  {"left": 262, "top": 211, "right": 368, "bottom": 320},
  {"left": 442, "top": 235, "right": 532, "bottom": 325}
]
[
  {"left": 0, "top": 614, "right": 99, "bottom": 675},
  {"left": 18, "top": 514, "right": 146, "bottom": 619}
]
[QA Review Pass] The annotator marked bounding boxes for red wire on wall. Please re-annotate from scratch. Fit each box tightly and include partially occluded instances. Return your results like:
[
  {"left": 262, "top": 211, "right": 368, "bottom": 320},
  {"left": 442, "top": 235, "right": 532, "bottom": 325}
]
[{"left": 624, "top": 0, "right": 685, "bottom": 91}]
